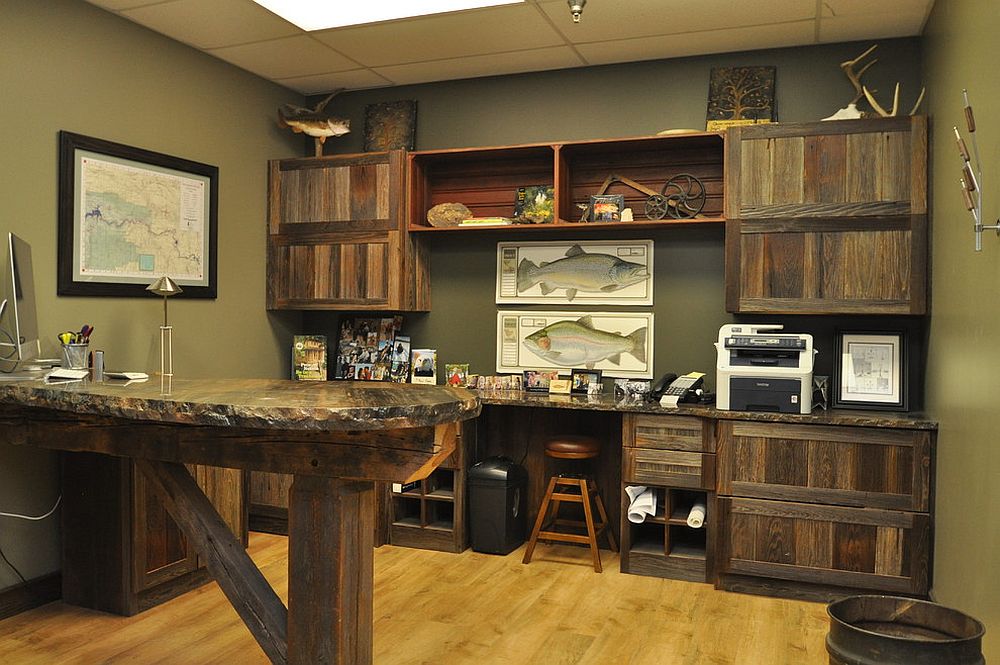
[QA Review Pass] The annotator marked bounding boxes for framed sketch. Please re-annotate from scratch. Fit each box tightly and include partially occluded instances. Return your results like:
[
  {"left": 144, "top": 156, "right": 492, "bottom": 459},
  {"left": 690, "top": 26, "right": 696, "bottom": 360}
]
[
  {"left": 496, "top": 240, "right": 653, "bottom": 306},
  {"left": 363, "top": 100, "right": 417, "bottom": 151},
  {"left": 571, "top": 369, "right": 602, "bottom": 394},
  {"left": 833, "top": 331, "right": 907, "bottom": 410},
  {"left": 497, "top": 311, "right": 653, "bottom": 379},
  {"left": 57, "top": 131, "right": 218, "bottom": 298}
]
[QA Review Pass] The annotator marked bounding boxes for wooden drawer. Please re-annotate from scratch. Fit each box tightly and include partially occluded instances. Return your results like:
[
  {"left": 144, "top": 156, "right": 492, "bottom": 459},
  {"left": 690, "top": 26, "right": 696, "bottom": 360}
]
[
  {"left": 623, "top": 414, "right": 714, "bottom": 452},
  {"left": 718, "top": 497, "right": 930, "bottom": 595},
  {"left": 717, "top": 421, "right": 932, "bottom": 512},
  {"left": 624, "top": 448, "right": 715, "bottom": 490}
]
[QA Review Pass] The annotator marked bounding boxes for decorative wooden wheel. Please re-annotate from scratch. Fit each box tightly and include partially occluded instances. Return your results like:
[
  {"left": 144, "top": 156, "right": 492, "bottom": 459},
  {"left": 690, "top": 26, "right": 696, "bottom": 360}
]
[{"left": 661, "top": 173, "right": 706, "bottom": 219}]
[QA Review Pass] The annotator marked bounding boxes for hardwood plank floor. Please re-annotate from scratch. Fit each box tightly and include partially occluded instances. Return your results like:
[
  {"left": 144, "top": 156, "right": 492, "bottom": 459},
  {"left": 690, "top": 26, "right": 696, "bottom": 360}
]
[{"left": 0, "top": 533, "right": 830, "bottom": 664}]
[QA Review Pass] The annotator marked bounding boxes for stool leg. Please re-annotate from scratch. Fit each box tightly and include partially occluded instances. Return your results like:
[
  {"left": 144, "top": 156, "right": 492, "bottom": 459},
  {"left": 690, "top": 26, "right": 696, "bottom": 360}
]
[
  {"left": 523, "top": 475, "right": 558, "bottom": 564},
  {"left": 578, "top": 478, "right": 602, "bottom": 573},
  {"left": 592, "top": 488, "right": 617, "bottom": 552}
]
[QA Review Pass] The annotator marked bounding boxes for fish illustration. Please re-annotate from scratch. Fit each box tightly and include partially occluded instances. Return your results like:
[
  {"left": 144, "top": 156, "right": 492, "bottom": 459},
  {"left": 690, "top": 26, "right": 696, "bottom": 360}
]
[
  {"left": 277, "top": 89, "right": 350, "bottom": 145},
  {"left": 516, "top": 245, "right": 648, "bottom": 301},
  {"left": 522, "top": 316, "right": 647, "bottom": 369}
]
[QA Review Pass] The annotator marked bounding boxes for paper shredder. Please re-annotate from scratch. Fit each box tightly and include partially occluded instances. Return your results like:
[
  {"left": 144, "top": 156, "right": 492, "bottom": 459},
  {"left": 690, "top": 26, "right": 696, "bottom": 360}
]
[{"left": 468, "top": 456, "right": 527, "bottom": 555}]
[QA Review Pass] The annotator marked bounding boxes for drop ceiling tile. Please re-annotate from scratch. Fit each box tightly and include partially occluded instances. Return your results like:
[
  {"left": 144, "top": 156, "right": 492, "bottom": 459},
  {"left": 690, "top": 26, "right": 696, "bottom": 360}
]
[
  {"left": 208, "top": 36, "right": 359, "bottom": 80},
  {"left": 577, "top": 20, "right": 816, "bottom": 66},
  {"left": 373, "top": 46, "right": 584, "bottom": 86},
  {"left": 277, "top": 69, "right": 395, "bottom": 95},
  {"left": 120, "top": 0, "right": 300, "bottom": 49},
  {"left": 85, "top": 0, "right": 160, "bottom": 10},
  {"left": 818, "top": 13, "right": 927, "bottom": 43},
  {"left": 313, "top": 4, "right": 564, "bottom": 67},
  {"left": 822, "top": 0, "right": 934, "bottom": 19},
  {"left": 538, "top": 0, "right": 816, "bottom": 42}
]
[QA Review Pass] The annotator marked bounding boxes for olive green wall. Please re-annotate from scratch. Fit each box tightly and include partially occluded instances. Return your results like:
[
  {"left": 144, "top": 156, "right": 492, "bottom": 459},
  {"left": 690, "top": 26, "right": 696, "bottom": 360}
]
[
  {"left": 0, "top": 0, "right": 304, "bottom": 591},
  {"left": 923, "top": 0, "right": 999, "bottom": 659},
  {"left": 310, "top": 39, "right": 925, "bottom": 386}
]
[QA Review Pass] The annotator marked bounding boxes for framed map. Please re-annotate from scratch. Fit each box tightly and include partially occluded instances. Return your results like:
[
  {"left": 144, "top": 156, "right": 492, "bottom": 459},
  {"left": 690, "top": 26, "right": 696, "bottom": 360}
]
[{"left": 57, "top": 131, "right": 218, "bottom": 298}]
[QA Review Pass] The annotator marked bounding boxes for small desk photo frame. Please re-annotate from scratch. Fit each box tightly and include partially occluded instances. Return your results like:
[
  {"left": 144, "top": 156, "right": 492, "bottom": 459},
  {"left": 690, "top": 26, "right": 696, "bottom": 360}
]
[{"left": 833, "top": 330, "right": 907, "bottom": 411}]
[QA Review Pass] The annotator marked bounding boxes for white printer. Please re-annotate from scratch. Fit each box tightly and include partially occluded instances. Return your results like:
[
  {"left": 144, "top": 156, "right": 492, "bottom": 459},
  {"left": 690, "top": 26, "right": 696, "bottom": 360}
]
[{"left": 715, "top": 324, "right": 816, "bottom": 414}]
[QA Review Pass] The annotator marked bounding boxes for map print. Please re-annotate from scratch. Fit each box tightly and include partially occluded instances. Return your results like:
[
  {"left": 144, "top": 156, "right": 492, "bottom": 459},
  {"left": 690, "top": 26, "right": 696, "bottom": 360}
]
[{"left": 78, "top": 155, "right": 206, "bottom": 283}]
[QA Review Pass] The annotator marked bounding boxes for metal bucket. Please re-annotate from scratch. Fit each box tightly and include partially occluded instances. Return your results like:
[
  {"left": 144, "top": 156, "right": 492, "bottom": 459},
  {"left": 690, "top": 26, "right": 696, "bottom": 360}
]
[{"left": 827, "top": 595, "right": 985, "bottom": 665}]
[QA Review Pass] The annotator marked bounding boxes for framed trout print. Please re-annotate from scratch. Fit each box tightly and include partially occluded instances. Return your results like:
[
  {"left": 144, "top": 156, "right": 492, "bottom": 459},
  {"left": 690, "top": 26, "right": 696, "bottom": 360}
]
[
  {"left": 496, "top": 311, "right": 654, "bottom": 379},
  {"left": 496, "top": 240, "right": 653, "bottom": 306}
]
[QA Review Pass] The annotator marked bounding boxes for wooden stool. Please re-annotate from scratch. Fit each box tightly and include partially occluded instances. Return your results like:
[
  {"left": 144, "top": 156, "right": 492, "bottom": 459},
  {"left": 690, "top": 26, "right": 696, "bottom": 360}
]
[{"left": 522, "top": 434, "right": 617, "bottom": 572}]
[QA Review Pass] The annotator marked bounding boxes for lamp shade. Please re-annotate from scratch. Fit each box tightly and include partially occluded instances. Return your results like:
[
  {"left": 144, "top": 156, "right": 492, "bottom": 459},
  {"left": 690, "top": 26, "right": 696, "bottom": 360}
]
[{"left": 146, "top": 275, "right": 184, "bottom": 297}]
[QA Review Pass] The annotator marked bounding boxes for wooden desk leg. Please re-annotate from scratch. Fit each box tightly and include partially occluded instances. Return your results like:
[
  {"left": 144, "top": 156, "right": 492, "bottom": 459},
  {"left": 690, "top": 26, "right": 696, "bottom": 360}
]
[{"left": 287, "top": 475, "right": 374, "bottom": 665}]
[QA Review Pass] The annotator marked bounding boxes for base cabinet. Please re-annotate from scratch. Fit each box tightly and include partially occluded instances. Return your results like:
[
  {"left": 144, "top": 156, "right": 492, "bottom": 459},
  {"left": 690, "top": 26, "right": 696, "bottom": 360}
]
[
  {"left": 620, "top": 414, "right": 715, "bottom": 583},
  {"left": 715, "top": 419, "right": 934, "bottom": 599},
  {"left": 61, "top": 453, "right": 247, "bottom": 616}
]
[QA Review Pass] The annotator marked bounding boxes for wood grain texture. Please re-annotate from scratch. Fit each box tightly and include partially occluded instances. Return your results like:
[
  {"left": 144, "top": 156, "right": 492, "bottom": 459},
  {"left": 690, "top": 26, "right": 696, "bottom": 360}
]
[
  {"left": 268, "top": 150, "right": 429, "bottom": 312},
  {"left": 287, "top": 476, "right": 374, "bottom": 665},
  {"left": 624, "top": 414, "right": 713, "bottom": 452},
  {"left": 726, "top": 116, "right": 927, "bottom": 315},
  {"left": 136, "top": 460, "right": 289, "bottom": 665},
  {"left": 0, "top": 532, "right": 834, "bottom": 665}
]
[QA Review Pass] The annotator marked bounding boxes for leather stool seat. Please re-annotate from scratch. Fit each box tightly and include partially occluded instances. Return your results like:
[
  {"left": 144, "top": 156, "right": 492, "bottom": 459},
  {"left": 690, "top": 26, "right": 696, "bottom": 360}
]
[
  {"left": 545, "top": 435, "right": 600, "bottom": 459},
  {"left": 523, "top": 434, "right": 617, "bottom": 572}
]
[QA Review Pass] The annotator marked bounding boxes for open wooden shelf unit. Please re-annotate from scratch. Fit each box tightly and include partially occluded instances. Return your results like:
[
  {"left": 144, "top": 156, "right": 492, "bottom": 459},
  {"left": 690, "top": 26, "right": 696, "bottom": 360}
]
[{"left": 407, "top": 132, "right": 725, "bottom": 233}]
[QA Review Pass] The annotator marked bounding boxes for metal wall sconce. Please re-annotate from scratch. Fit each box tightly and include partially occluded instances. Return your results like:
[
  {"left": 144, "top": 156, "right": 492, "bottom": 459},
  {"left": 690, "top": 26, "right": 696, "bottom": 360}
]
[
  {"left": 146, "top": 275, "right": 182, "bottom": 378},
  {"left": 954, "top": 89, "right": 1000, "bottom": 251}
]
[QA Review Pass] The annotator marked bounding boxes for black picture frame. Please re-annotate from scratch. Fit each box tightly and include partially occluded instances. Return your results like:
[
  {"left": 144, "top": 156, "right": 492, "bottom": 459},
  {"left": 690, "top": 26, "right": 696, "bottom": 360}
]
[
  {"left": 571, "top": 368, "right": 602, "bottom": 394},
  {"left": 57, "top": 131, "right": 218, "bottom": 298},
  {"left": 832, "top": 330, "right": 908, "bottom": 411}
]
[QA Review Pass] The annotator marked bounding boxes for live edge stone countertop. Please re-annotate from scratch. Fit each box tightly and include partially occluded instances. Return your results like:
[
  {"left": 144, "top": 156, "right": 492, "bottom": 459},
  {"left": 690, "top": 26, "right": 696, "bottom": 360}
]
[
  {"left": 476, "top": 389, "right": 938, "bottom": 430},
  {"left": 0, "top": 377, "right": 481, "bottom": 431}
]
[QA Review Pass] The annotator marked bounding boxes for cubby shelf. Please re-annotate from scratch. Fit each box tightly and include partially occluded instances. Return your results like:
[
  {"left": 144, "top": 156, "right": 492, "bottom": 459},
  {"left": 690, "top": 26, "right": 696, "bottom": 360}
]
[{"left": 407, "top": 132, "right": 725, "bottom": 234}]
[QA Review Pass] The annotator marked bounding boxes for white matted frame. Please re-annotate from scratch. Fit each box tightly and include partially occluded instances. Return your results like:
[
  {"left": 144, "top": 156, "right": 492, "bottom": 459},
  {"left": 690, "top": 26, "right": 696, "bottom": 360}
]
[{"left": 833, "top": 331, "right": 907, "bottom": 411}]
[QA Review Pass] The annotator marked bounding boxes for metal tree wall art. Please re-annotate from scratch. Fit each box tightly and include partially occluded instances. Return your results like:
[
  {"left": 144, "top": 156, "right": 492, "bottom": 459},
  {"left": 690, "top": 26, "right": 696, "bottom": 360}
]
[{"left": 706, "top": 66, "right": 776, "bottom": 131}]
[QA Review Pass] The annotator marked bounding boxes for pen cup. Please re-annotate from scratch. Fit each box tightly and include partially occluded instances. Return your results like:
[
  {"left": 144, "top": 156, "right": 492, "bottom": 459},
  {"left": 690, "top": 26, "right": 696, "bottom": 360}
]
[{"left": 61, "top": 343, "right": 89, "bottom": 370}]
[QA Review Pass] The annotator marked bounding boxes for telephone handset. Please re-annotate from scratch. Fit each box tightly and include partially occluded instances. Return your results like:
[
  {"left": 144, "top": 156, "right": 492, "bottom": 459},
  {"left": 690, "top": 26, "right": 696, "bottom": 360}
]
[{"left": 649, "top": 371, "right": 707, "bottom": 407}]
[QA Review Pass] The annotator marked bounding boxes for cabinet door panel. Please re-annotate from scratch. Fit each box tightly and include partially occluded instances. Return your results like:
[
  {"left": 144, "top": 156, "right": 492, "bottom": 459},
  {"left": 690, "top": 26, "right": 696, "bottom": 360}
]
[
  {"left": 719, "top": 497, "right": 928, "bottom": 595},
  {"left": 725, "top": 117, "right": 926, "bottom": 314},
  {"left": 717, "top": 421, "right": 930, "bottom": 511},
  {"left": 622, "top": 414, "right": 713, "bottom": 452}
]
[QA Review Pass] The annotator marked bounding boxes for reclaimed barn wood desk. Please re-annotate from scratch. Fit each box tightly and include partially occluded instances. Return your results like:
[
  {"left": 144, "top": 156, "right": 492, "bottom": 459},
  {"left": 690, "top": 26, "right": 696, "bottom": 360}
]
[{"left": 0, "top": 378, "right": 480, "bottom": 665}]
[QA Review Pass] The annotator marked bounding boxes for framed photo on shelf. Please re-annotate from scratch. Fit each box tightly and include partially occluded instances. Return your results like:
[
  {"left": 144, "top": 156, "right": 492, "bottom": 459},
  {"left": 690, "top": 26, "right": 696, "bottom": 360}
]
[
  {"left": 833, "top": 331, "right": 907, "bottom": 410},
  {"left": 571, "top": 369, "right": 602, "bottom": 394},
  {"left": 589, "top": 194, "right": 625, "bottom": 222},
  {"left": 57, "top": 131, "right": 218, "bottom": 298},
  {"left": 523, "top": 369, "right": 559, "bottom": 392}
]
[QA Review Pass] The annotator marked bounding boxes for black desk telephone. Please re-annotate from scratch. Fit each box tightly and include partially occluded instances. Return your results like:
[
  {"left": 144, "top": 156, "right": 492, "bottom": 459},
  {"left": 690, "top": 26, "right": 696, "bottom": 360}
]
[{"left": 649, "top": 372, "right": 711, "bottom": 405}]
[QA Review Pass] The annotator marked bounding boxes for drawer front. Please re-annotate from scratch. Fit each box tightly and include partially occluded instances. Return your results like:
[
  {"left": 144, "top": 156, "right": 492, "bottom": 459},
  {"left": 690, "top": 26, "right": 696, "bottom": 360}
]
[
  {"left": 717, "top": 421, "right": 932, "bottom": 511},
  {"left": 624, "top": 448, "right": 715, "bottom": 489},
  {"left": 623, "top": 414, "right": 714, "bottom": 452},
  {"left": 718, "top": 497, "right": 930, "bottom": 595}
]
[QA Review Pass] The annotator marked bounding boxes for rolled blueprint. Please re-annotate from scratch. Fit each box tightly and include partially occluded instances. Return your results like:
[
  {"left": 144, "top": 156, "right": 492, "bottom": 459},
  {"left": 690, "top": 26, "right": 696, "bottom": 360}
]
[
  {"left": 686, "top": 502, "right": 706, "bottom": 529},
  {"left": 626, "top": 485, "right": 656, "bottom": 524}
]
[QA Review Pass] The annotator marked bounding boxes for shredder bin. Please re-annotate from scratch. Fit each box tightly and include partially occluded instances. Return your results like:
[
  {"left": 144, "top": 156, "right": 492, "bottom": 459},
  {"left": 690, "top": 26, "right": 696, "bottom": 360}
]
[{"left": 468, "top": 456, "right": 527, "bottom": 555}]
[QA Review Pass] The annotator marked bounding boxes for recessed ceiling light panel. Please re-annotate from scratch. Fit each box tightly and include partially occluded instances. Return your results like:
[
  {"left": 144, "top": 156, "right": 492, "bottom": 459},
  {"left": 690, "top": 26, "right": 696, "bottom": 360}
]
[{"left": 252, "top": 0, "right": 525, "bottom": 31}]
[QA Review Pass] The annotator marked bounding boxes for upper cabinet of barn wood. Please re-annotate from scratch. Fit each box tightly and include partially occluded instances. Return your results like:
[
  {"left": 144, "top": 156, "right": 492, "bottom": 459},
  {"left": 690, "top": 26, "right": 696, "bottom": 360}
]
[
  {"left": 724, "top": 117, "right": 927, "bottom": 315},
  {"left": 267, "top": 150, "right": 429, "bottom": 311}
]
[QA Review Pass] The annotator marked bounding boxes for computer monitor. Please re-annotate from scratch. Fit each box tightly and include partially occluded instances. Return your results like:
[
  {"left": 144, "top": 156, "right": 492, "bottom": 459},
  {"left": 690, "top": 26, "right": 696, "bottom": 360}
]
[{"left": 0, "top": 233, "right": 41, "bottom": 364}]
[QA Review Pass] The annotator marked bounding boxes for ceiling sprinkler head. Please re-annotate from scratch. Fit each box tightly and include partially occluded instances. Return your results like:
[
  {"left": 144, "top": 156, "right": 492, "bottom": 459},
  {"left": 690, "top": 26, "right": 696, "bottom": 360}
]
[{"left": 568, "top": 0, "right": 586, "bottom": 23}]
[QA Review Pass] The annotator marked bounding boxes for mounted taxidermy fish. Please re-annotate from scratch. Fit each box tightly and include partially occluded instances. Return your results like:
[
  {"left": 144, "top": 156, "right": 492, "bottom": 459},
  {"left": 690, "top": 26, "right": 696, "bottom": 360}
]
[{"left": 278, "top": 89, "right": 350, "bottom": 156}]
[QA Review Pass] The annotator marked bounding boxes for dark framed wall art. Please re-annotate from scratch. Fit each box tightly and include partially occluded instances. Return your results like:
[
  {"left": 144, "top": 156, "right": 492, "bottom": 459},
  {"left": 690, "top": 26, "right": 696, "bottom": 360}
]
[
  {"left": 57, "top": 131, "right": 218, "bottom": 298},
  {"left": 833, "top": 330, "right": 908, "bottom": 410}
]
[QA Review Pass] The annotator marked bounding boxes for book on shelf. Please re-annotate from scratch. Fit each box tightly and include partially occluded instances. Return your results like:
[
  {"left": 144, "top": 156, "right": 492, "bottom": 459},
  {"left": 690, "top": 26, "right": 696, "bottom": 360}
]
[
  {"left": 514, "top": 185, "right": 555, "bottom": 224},
  {"left": 459, "top": 217, "right": 513, "bottom": 226},
  {"left": 291, "top": 335, "right": 327, "bottom": 381}
]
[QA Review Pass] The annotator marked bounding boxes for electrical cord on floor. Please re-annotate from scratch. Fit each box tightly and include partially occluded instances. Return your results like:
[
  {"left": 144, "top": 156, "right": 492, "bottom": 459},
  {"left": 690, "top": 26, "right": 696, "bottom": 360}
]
[{"left": 0, "top": 495, "right": 61, "bottom": 585}]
